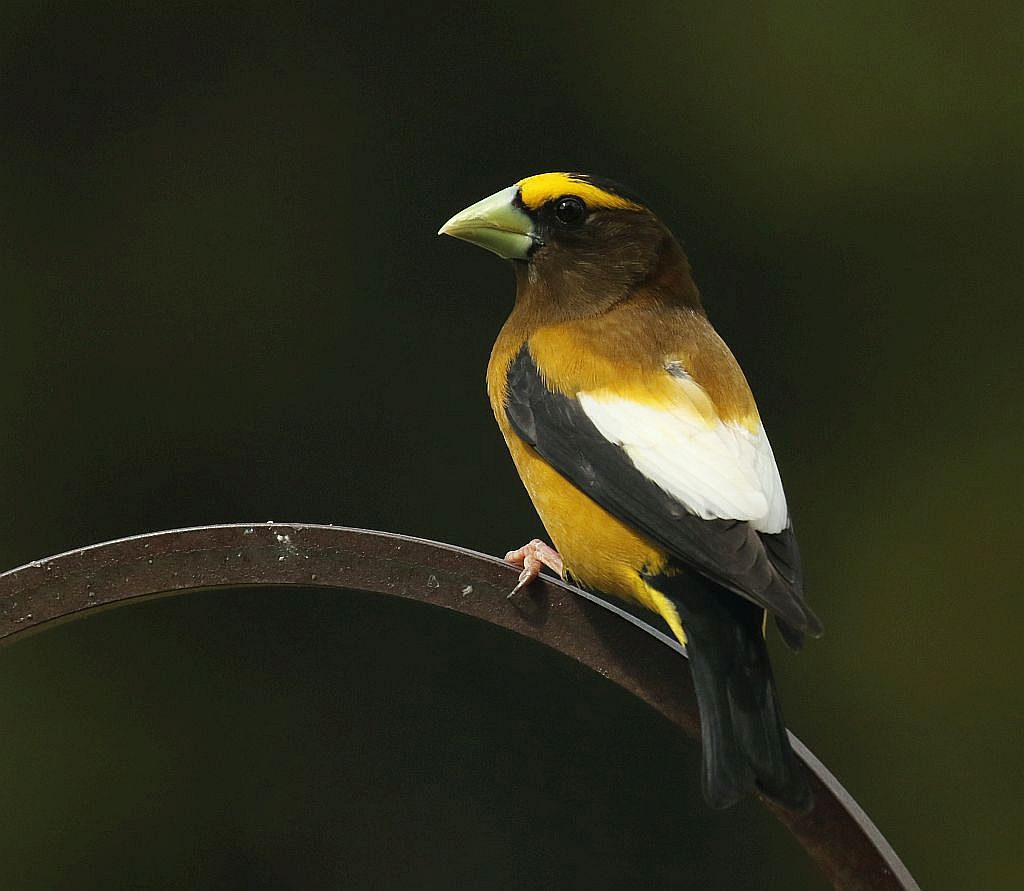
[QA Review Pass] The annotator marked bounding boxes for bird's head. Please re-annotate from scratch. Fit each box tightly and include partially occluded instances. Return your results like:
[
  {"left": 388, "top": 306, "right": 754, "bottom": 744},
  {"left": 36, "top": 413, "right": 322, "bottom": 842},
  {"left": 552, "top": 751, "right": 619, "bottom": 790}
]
[{"left": 439, "top": 173, "right": 699, "bottom": 316}]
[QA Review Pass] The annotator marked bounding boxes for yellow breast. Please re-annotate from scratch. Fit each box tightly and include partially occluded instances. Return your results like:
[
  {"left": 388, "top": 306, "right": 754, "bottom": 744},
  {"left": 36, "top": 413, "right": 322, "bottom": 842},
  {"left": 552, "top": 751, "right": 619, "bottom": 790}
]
[{"left": 486, "top": 316, "right": 688, "bottom": 641}]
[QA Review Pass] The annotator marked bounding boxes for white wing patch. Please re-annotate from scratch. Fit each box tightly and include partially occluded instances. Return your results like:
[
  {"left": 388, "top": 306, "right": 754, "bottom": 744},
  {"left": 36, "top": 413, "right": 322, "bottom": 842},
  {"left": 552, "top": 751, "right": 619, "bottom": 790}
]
[{"left": 577, "top": 381, "right": 789, "bottom": 534}]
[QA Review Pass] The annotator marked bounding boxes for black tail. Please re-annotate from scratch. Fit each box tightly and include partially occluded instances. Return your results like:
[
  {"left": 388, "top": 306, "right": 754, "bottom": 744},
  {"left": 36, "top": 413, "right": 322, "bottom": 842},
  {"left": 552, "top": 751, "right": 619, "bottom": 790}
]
[{"left": 655, "top": 571, "right": 812, "bottom": 812}]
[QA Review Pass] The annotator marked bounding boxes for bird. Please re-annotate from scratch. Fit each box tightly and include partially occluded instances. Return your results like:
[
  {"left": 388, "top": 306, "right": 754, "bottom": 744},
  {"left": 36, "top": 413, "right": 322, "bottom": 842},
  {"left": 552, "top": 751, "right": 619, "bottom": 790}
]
[{"left": 438, "top": 172, "right": 822, "bottom": 811}]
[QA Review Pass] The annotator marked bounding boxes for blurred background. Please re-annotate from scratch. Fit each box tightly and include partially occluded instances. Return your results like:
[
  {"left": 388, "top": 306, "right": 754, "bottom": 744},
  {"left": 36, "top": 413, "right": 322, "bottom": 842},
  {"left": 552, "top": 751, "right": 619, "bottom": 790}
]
[{"left": 1, "top": 2, "right": 1020, "bottom": 888}]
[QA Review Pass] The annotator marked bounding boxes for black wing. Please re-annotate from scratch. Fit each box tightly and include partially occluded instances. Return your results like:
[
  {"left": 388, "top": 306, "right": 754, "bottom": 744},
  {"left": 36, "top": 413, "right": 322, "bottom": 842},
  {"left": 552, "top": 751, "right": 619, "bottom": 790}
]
[{"left": 505, "top": 345, "right": 822, "bottom": 638}]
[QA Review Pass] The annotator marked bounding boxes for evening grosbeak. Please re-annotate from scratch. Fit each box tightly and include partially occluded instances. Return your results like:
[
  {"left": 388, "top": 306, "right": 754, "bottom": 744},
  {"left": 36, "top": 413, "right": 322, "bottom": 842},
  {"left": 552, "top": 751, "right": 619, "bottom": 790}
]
[{"left": 439, "top": 173, "right": 823, "bottom": 811}]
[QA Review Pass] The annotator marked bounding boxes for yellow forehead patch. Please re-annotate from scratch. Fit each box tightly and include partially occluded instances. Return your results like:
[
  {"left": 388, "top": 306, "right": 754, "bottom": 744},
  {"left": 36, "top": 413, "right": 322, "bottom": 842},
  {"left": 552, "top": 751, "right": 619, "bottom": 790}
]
[{"left": 517, "top": 172, "right": 641, "bottom": 212}]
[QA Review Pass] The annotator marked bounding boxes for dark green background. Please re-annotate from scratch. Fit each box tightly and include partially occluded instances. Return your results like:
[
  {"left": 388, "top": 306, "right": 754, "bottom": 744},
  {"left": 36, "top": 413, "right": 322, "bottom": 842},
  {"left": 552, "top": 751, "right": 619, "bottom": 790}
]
[{"left": 1, "top": 3, "right": 1020, "bottom": 888}]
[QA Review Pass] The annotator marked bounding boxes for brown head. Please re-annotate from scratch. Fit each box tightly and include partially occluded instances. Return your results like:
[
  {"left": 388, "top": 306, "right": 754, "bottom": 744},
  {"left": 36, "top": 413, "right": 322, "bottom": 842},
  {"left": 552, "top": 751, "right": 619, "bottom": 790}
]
[{"left": 439, "top": 173, "right": 701, "bottom": 322}]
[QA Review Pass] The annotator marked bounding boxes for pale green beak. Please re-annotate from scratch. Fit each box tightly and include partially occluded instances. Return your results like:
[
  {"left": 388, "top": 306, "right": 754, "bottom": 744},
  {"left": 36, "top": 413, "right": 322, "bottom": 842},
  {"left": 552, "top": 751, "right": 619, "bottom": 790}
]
[{"left": 437, "top": 185, "right": 537, "bottom": 260}]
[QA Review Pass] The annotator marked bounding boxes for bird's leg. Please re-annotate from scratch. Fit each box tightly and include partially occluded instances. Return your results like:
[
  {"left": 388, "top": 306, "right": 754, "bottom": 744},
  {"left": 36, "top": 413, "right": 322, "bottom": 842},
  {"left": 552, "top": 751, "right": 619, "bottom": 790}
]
[{"left": 504, "top": 538, "right": 565, "bottom": 598}]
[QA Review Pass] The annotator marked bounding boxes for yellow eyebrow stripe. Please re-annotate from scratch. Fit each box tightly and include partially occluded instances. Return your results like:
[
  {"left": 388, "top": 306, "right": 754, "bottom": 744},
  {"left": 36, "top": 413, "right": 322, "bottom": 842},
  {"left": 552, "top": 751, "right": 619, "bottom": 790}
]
[{"left": 517, "top": 172, "right": 641, "bottom": 212}]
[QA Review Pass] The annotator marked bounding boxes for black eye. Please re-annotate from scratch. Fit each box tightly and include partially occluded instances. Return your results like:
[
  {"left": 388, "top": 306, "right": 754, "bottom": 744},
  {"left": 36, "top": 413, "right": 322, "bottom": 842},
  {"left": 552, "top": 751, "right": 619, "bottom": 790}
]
[{"left": 554, "top": 196, "right": 586, "bottom": 226}]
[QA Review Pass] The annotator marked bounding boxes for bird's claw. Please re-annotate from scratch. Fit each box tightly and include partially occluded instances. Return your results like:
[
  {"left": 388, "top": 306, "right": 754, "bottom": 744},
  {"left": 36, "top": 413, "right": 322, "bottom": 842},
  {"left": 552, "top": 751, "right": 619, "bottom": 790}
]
[
  {"left": 503, "top": 539, "right": 564, "bottom": 599},
  {"left": 508, "top": 567, "right": 534, "bottom": 600}
]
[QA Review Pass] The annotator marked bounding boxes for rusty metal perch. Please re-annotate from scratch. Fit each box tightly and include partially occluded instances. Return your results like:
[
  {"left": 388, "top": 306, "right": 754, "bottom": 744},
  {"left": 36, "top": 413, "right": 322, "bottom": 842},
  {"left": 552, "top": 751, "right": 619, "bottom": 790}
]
[{"left": 0, "top": 523, "right": 919, "bottom": 891}]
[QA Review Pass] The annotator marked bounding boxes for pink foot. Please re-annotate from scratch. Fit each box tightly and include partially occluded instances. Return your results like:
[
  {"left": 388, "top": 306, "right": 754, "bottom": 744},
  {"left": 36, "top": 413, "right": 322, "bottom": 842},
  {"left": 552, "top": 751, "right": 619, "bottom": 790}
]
[{"left": 504, "top": 539, "right": 565, "bottom": 598}]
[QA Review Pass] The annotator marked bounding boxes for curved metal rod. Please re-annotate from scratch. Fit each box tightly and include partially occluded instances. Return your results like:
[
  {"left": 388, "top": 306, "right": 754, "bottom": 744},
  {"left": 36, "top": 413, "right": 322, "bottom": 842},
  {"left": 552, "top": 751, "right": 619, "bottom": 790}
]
[{"left": 0, "top": 523, "right": 918, "bottom": 891}]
